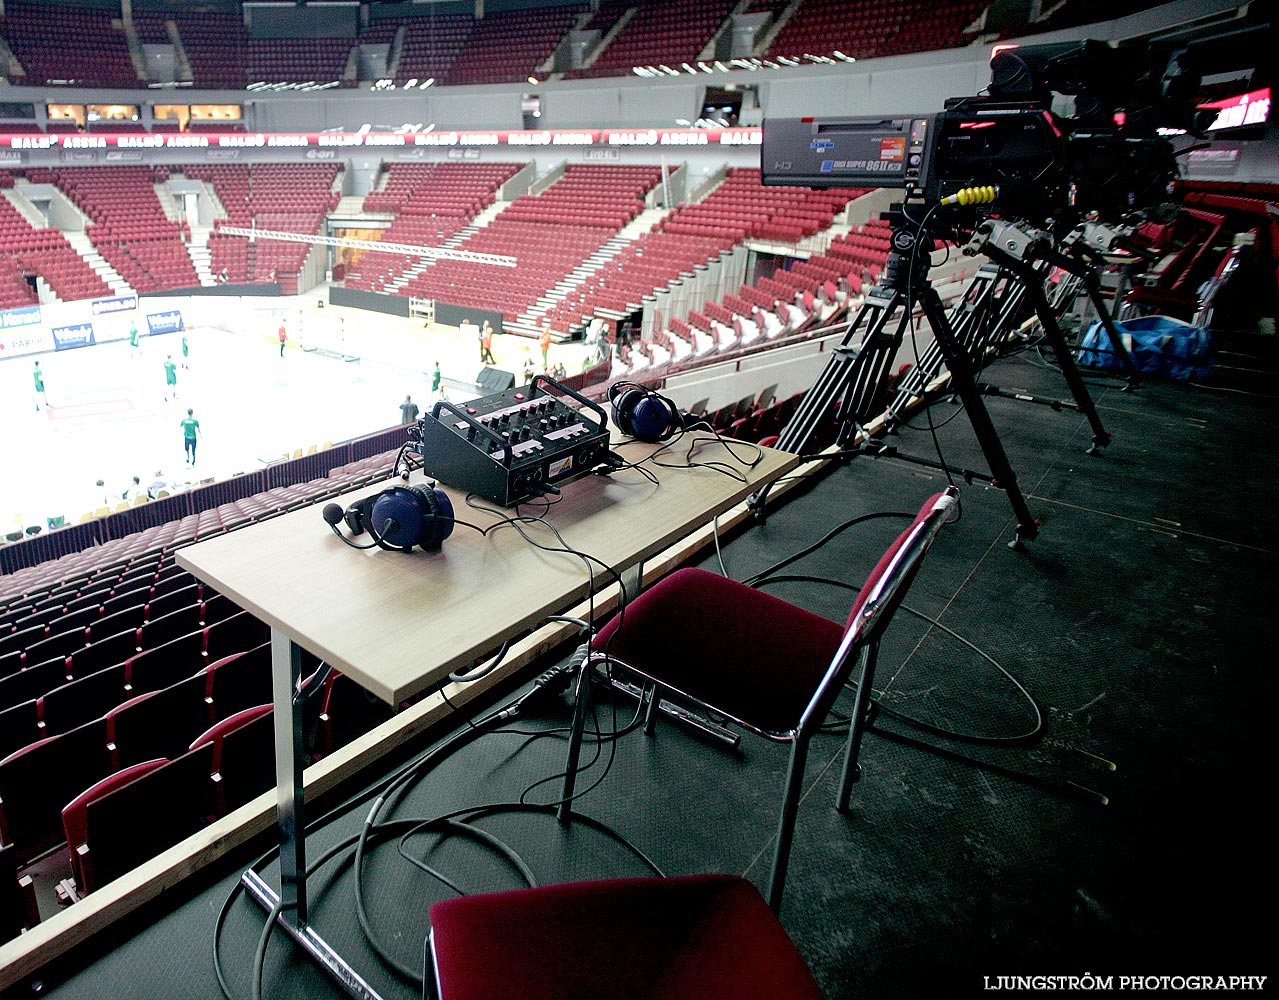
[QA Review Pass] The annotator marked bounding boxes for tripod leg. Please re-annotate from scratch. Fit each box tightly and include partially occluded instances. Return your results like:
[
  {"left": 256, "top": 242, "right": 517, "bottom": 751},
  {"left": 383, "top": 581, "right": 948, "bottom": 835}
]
[
  {"left": 887, "top": 266, "right": 1001, "bottom": 427},
  {"left": 1080, "top": 273, "right": 1140, "bottom": 389},
  {"left": 750, "top": 293, "right": 903, "bottom": 521},
  {"left": 920, "top": 287, "right": 1039, "bottom": 548},
  {"left": 1020, "top": 269, "right": 1111, "bottom": 455}
]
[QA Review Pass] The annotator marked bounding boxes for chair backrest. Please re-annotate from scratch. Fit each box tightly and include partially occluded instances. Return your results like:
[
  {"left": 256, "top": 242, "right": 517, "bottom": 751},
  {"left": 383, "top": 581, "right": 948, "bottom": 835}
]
[
  {"left": 91, "top": 602, "right": 149, "bottom": 643},
  {"left": 203, "top": 611, "right": 270, "bottom": 660},
  {"left": 142, "top": 582, "right": 202, "bottom": 623},
  {"left": 21, "top": 626, "right": 90, "bottom": 670},
  {"left": 314, "top": 671, "right": 394, "bottom": 758},
  {"left": 137, "top": 602, "right": 206, "bottom": 649},
  {"left": 198, "top": 593, "right": 241, "bottom": 627},
  {"left": 108, "top": 672, "right": 211, "bottom": 768},
  {"left": 124, "top": 630, "right": 208, "bottom": 696},
  {"left": 0, "top": 718, "right": 114, "bottom": 860},
  {"left": 79, "top": 743, "right": 215, "bottom": 894},
  {"left": 203, "top": 643, "right": 272, "bottom": 721},
  {"left": 202, "top": 706, "right": 274, "bottom": 816},
  {"left": 801, "top": 487, "right": 958, "bottom": 734},
  {"left": 38, "top": 663, "right": 130, "bottom": 736},
  {"left": 0, "top": 657, "right": 72, "bottom": 714},
  {"left": 63, "top": 627, "right": 143, "bottom": 681},
  {"left": 2, "top": 840, "right": 35, "bottom": 938},
  {"left": 0, "top": 700, "right": 42, "bottom": 761},
  {"left": 62, "top": 758, "right": 168, "bottom": 891}
]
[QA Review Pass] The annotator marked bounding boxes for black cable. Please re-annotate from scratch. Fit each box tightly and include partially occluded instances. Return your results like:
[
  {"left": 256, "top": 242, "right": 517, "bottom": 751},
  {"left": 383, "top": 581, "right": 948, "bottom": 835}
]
[
  {"left": 397, "top": 816, "right": 538, "bottom": 896},
  {"left": 616, "top": 422, "right": 764, "bottom": 484},
  {"left": 447, "top": 639, "right": 511, "bottom": 684},
  {"left": 352, "top": 695, "right": 647, "bottom": 984},
  {"left": 904, "top": 203, "right": 958, "bottom": 491},
  {"left": 593, "top": 449, "right": 661, "bottom": 485},
  {"left": 515, "top": 661, "right": 650, "bottom": 811},
  {"left": 211, "top": 704, "right": 510, "bottom": 1000},
  {"left": 250, "top": 897, "right": 289, "bottom": 1000},
  {"left": 741, "top": 510, "right": 913, "bottom": 589},
  {"left": 894, "top": 395, "right": 968, "bottom": 432},
  {"left": 749, "top": 573, "right": 1043, "bottom": 745}
]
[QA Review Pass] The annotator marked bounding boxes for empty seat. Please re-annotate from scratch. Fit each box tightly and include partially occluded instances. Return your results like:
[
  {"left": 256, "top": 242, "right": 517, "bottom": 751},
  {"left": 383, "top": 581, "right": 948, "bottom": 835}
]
[
  {"left": 203, "top": 644, "right": 272, "bottom": 721},
  {"left": 193, "top": 705, "right": 273, "bottom": 816},
  {"left": 0, "top": 657, "right": 72, "bottom": 714},
  {"left": 76, "top": 744, "right": 215, "bottom": 893},
  {"left": 0, "top": 719, "right": 114, "bottom": 861},
  {"left": 38, "top": 663, "right": 129, "bottom": 736},
  {"left": 426, "top": 875, "right": 824, "bottom": 1000},
  {"left": 123, "top": 630, "right": 208, "bottom": 696},
  {"left": 0, "top": 701, "right": 42, "bottom": 761},
  {"left": 107, "top": 673, "right": 211, "bottom": 769},
  {"left": 62, "top": 758, "right": 169, "bottom": 894}
]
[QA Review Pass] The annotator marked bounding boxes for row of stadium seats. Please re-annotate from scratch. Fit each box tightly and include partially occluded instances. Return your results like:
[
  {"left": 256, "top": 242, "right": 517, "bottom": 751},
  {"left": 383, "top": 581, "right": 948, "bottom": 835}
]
[
  {"left": 544, "top": 169, "right": 867, "bottom": 331},
  {"left": 4, "top": 0, "right": 1149, "bottom": 90},
  {"left": 345, "top": 161, "right": 524, "bottom": 292},
  {"left": 565, "top": 0, "right": 735, "bottom": 80},
  {"left": 392, "top": 164, "right": 663, "bottom": 322},
  {"left": 1, "top": 447, "right": 418, "bottom": 917},
  {"left": 0, "top": 177, "right": 113, "bottom": 308}
]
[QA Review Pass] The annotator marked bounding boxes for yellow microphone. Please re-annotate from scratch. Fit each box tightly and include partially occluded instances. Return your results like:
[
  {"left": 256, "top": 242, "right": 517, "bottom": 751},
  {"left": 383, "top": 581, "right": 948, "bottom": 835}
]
[{"left": 940, "top": 185, "right": 999, "bottom": 207}]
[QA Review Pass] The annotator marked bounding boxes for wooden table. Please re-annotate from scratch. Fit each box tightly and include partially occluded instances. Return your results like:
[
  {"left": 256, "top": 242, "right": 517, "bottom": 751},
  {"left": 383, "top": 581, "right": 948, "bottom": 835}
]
[{"left": 177, "top": 439, "right": 797, "bottom": 999}]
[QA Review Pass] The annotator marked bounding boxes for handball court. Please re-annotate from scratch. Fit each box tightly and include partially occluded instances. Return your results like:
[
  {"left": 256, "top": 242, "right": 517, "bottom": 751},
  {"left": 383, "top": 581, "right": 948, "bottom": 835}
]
[{"left": 1, "top": 290, "right": 594, "bottom": 533}]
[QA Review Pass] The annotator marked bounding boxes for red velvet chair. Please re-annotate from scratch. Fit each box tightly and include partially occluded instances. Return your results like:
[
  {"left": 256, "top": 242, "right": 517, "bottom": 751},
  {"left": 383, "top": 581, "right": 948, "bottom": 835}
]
[
  {"left": 425, "top": 874, "right": 824, "bottom": 1000},
  {"left": 559, "top": 488, "right": 959, "bottom": 912}
]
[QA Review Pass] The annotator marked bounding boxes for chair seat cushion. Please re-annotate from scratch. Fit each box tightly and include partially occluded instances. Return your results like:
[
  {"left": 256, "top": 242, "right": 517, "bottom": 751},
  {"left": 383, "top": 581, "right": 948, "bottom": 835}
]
[
  {"left": 428, "top": 874, "right": 825, "bottom": 1000},
  {"left": 591, "top": 568, "right": 845, "bottom": 734}
]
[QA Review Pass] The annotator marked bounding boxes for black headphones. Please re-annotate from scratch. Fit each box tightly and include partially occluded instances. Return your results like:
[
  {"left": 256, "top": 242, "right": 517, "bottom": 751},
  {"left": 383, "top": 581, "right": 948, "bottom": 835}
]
[
  {"left": 322, "top": 483, "right": 455, "bottom": 553},
  {"left": 608, "top": 381, "right": 683, "bottom": 443}
]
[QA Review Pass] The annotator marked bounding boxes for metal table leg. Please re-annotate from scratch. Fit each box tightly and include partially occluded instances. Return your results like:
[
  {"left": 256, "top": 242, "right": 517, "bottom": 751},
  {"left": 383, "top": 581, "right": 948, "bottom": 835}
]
[{"left": 241, "top": 628, "right": 386, "bottom": 1000}]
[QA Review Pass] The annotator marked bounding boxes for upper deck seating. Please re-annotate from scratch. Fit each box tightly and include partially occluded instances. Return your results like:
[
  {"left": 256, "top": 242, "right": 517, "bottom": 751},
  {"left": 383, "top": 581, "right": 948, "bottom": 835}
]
[{"left": 564, "top": 0, "right": 734, "bottom": 79}]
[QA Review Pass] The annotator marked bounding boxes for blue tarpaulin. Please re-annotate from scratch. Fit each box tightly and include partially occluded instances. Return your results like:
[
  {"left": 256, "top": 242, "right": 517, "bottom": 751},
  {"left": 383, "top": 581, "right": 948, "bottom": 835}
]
[{"left": 1078, "top": 315, "right": 1213, "bottom": 380}]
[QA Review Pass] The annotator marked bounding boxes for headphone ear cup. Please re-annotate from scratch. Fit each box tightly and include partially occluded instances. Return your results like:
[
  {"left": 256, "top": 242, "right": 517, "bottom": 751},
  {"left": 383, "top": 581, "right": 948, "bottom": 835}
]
[
  {"left": 410, "top": 485, "right": 455, "bottom": 550},
  {"left": 610, "top": 386, "right": 641, "bottom": 437},
  {"left": 369, "top": 487, "right": 424, "bottom": 550},
  {"left": 629, "top": 393, "right": 678, "bottom": 442}
]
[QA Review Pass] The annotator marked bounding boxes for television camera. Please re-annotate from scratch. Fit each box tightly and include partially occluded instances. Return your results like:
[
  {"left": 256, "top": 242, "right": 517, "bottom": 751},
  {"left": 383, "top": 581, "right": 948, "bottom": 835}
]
[{"left": 761, "top": 38, "right": 1202, "bottom": 228}]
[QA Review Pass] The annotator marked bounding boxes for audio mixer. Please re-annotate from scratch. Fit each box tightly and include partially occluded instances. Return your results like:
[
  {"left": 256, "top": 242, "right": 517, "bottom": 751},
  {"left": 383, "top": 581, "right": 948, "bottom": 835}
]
[{"left": 415, "top": 375, "right": 614, "bottom": 506}]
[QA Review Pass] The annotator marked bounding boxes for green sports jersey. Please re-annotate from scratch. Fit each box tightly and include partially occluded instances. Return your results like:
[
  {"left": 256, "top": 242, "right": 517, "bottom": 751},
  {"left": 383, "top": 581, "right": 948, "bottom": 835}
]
[
  {"left": 129, "top": 325, "right": 139, "bottom": 346},
  {"left": 181, "top": 416, "right": 200, "bottom": 439},
  {"left": 164, "top": 360, "right": 177, "bottom": 384},
  {"left": 33, "top": 367, "right": 44, "bottom": 392}
]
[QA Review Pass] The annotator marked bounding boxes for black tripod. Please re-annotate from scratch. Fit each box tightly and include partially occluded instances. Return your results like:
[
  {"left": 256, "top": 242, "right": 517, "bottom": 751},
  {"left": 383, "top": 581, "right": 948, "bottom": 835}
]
[
  {"left": 882, "top": 217, "right": 1136, "bottom": 460},
  {"left": 1051, "top": 222, "right": 1145, "bottom": 388},
  {"left": 882, "top": 260, "right": 1034, "bottom": 428},
  {"left": 958, "top": 220, "right": 1122, "bottom": 452},
  {"left": 751, "top": 208, "right": 1040, "bottom": 548}
]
